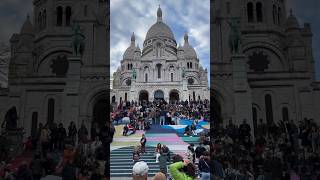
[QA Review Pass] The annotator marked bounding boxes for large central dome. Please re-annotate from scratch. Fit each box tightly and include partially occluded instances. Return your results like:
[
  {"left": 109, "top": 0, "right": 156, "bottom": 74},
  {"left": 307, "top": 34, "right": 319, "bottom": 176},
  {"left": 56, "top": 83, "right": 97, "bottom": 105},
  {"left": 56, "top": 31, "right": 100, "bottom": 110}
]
[{"left": 144, "top": 6, "right": 175, "bottom": 41}]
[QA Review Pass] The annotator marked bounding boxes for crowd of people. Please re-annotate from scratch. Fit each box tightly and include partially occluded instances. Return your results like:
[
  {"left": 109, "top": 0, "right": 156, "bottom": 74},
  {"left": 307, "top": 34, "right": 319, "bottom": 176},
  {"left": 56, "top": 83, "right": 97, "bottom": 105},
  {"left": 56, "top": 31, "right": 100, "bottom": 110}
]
[
  {"left": 111, "top": 99, "right": 210, "bottom": 130},
  {"left": 131, "top": 131, "right": 211, "bottom": 180},
  {"left": 0, "top": 120, "right": 115, "bottom": 180},
  {"left": 117, "top": 99, "right": 212, "bottom": 180},
  {"left": 210, "top": 118, "right": 320, "bottom": 179}
]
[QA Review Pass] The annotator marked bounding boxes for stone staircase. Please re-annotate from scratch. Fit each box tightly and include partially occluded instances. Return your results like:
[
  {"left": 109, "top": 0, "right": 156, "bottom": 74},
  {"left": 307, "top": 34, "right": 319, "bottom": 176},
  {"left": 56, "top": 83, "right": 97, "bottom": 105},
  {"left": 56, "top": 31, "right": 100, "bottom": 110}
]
[{"left": 110, "top": 146, "right": 173, "bottom": 177}]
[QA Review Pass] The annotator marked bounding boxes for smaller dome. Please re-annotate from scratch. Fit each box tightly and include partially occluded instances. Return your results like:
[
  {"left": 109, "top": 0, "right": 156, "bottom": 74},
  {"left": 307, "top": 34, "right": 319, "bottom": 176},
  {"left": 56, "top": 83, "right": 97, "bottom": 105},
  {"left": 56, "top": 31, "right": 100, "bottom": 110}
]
[
  {"left": 123, "top": 32, "right": 136, "bottom": 59},
  {"left": 177, "top": 44, "right": 184, "bottom": 51},
  {"left": 183, "top": 33, "right": 197, "bottom": 58},
  {"left": 135, "top": 44, "right": 141, "bottom": 52},
  {"left": 20, "top": 15, "right": 35, "bottom": 35},
  {"left": 285, "top": 10, "right": 300, "bottom": 30}
]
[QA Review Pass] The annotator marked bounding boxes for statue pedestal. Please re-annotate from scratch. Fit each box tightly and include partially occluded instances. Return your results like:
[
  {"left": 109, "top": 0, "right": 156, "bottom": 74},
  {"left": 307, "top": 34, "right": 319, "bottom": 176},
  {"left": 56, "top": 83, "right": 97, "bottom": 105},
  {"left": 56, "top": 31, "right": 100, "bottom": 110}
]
[
  {"left": 129, "top": 80, "right": 136, "bottom": 101},
  {"left": 2, "top": 129, "right": 25, "bottom": 160},
  {"left": 231, "top": 54, "right": 254, "bottom": 138},
  {"left": 182, "top": 78, "right": 189, "bottom": 101},
  {"left": 63, "top": 56, "right": 83, "bottom": 127}
]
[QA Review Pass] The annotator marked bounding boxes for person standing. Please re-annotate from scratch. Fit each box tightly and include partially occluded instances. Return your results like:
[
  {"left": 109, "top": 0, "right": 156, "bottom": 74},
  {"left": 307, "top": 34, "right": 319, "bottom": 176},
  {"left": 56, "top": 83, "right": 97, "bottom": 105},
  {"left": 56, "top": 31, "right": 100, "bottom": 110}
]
[
  {"left": 68, "top": 122, "right": 77, "bottom": 146},
  {"left": 90, "top": 122, "right": 99, "bottom": 141},
  {"left": 140, "top": 134, "right": 147, "bottom": 154},
  {"left": 78, "top": 123, "right": 89, "bottom": 144},
  {"left": 158, "top": 150, "right": 168, "bottom": 177},
  {"left": 57, "top": 123, "right": 67, "bottom": 150},
  {"left": 40, "top": 124, "right": 50, "bottom": 158}
]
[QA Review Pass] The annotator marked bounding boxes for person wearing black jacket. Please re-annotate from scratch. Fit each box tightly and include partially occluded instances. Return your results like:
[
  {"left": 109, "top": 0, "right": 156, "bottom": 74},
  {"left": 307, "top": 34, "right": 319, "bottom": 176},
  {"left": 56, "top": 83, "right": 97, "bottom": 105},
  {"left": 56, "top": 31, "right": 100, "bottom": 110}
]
[
  {"left": 198, "top": 151, "right": 210, "bottom": 180},
  {"left": 68, "top": 121, "right": 77, "bottom": 146},
  {"left": 50, "top": 123, "right": 58, "bottom": 151},
  {"left": 57, "top": 123, "right": 67, "bottom": 150}
]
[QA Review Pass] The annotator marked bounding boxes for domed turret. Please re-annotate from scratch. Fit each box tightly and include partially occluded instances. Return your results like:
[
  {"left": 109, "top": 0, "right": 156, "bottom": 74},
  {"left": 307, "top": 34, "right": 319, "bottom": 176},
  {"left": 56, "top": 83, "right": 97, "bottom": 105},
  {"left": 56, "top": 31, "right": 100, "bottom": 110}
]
[
  {"left": 285, "top": 10, "right": 300, "bottom": 30},
  {"left": 123, "top": 32, "right": 136, "bottom": 60},
  {"left": 183, "top": 33, "right": 197, "bottom": 59},
  {"left": 20, "top": 15, "right": 35, "bottom": 36}
]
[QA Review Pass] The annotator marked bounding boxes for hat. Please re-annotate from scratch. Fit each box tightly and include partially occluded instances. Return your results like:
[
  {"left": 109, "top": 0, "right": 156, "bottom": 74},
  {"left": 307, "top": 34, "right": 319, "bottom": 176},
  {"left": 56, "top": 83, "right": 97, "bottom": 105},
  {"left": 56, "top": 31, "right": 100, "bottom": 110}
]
[{"left": 132, "top": 161, "right": 149, "bottom": 176}]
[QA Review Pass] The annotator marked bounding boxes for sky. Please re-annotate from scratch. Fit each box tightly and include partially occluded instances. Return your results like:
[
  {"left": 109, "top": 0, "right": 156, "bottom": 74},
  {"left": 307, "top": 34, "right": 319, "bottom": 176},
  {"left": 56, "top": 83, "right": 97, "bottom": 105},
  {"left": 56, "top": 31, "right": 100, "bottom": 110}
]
[
  {"left": 110, "top": 0, "right": 210, "bottom": 80},
  {"left": 0, "top": 0, "right": 319, "bottom": 79}
]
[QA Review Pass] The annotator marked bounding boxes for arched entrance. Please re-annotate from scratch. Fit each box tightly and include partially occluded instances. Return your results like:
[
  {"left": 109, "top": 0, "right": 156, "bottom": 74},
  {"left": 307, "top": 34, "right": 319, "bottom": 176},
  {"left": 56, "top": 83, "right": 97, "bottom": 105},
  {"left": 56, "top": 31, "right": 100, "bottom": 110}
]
[
  {"left": 169, "top": 90, "right": 179, "bottom": 103},
  {"left": 139, "top": 90, "right": 149, "bottom": 102},
  {"left": 154, "top": 90, "right": 164, "bottom": 100},
  {"left": 93, "top": 98, "right": 107, "bottom": 128}
]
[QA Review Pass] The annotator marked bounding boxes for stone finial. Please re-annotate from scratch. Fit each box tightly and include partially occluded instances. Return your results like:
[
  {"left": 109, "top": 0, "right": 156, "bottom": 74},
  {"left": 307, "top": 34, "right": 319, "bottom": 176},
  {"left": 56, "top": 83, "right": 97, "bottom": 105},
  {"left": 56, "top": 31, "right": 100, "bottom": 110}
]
[
  {"left": 184, "top": 32, "right": 189, "bottom": 44},
  {"left": 157, "top": 5, "right": 162, "bottom": 22},
  {"left": 131, "top": 32, "right": 135, "bottom": 46}
]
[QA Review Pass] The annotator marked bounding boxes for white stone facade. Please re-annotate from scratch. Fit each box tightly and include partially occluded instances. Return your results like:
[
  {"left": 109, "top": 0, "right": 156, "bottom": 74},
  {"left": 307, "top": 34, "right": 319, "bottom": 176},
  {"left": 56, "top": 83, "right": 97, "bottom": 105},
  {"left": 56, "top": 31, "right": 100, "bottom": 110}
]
[
  {"left": 212, "top": 0, "right": 320, "bottom": 132},
  {"left": 111, "top": 7, "right": 209, "bottom": 104},
  {"left": 0, "top": 0, "right": 109, "bottom": 137}
]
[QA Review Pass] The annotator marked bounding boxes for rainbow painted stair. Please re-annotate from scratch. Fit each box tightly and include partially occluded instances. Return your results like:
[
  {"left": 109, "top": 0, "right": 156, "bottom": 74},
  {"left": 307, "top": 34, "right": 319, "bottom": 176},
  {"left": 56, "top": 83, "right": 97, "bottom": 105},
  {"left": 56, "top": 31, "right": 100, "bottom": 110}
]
[{"left": 110, "top": 124, "right": 204, "bottom": 178}]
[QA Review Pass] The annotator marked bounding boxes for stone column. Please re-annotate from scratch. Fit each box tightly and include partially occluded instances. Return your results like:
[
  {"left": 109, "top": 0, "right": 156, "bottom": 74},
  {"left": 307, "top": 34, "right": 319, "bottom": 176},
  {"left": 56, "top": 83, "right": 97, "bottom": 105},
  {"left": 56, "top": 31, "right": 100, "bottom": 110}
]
[
  {"left": 182, "top": 78, "right": 189, "bottom": 101},
  {"left": 63, "top": 56, "right": 82, "bottom": 127},
  {"left": 129, "top": 79, "right": 136, "bottom": 101},
  {"left": 232, "top": 54, "right": 254, "bottom": 138}
]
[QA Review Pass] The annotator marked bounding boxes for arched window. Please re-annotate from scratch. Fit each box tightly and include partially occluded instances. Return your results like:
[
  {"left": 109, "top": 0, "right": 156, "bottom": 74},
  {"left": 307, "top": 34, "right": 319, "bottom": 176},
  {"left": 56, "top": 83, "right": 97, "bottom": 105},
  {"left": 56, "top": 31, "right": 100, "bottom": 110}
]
[
  {"left": 190, "top": 62, "right": 193, "bottom": 69},
  {"left": 145, "top": 74, "right": 148, "bottom": 82},
  {"left": 247, "top": 2, "right": 254, "bottom": 23},
  {"left": 171, "top": 73, "right": 173, "bottom": 82},
  {"left": 187, "top": 62, "right": 189, "bottom": 69},
  {"left": 273, "top": 5, "right": 277, "bottom": 24},
  {"left": 193, "top": 91, "right": 196, "bottom": 101},
  {"left": 56, "top": 6, "right": 63, "bottom": 26},
  {"left": 282, "top": 107, "right": 289, "bottom": 122},
  {"left": 84, "top": 5, "right": 88, "bottom": 17},
  {"left": 131, "top": 64, "right": 133, "bottom": 70},
  {"left": 42, "top": 10, "right": 47, "bottom": 29},
  {"left": 265, "top": 94, "right": 273, "bottom": 124},
  {"left": 38, "top": 12, "right": 42, "bottom": 30},
  {"left": 226, "top": 2, "right": 231, "bottom": 14},
  {"left": 127, "top": 64, "right": 129, "bottom": 70},
  {"left": 47, "top": 98, "right": 55, "bottom": 125},
  {"left": 125, "top": 93, "right": 127, "bottom": 102},
  {"left": 278, "top": 7, "right": 281, "bottom": 25},
  {"left": 156, "top": 64, "right": 162, "bottom": 78},
  {"left": 256, "top": 2, "right": 263, "bottom": 22},
  {"left": 66, "top": 6, "right": 72, "bottom": 26}
]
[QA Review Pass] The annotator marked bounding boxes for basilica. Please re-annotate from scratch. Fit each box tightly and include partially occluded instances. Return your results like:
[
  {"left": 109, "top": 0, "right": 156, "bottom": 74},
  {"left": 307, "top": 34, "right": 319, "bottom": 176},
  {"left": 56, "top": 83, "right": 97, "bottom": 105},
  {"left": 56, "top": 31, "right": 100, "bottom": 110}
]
[
  {"left": 111, "top": 7, "right": 209, "bottom": 103},
  {"left": 212, "top": 0, "right": 320, "bottom": 133},
  {"left": 0, "top": 0, "right": 108, "bottom": 137}
]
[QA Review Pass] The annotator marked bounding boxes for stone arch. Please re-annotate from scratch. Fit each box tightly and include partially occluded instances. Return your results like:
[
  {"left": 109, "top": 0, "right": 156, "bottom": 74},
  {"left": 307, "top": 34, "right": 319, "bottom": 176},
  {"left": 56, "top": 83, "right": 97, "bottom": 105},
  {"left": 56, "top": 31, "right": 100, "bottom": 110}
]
[
  {"left": 37, "top": 48, "right": 72, "bottom": 74},
  {"left": 211, "top": 83, "right": 234, "bottom": 124},
  {"left": 80, "top": 84, "right": 107, "bottom": 124},
  {"left": 242, "top": 42, "right": 288, "bottom": 71},
  {"left": 169, "top": 89, "right": 179, "bottom": 102},
  {"left": 154, "top": 89, "right": 164, "bottom": 100},
  {"left": 139, "top": 90, "right": 149, "bottom": 102}
]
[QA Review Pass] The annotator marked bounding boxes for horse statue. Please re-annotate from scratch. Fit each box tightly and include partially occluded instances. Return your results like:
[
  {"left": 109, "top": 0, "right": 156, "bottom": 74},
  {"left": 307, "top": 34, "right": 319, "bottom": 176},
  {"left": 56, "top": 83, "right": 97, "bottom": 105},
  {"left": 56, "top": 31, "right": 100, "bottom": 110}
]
[
  {"left": 182, "top": 67, "right": 186, "bottom": 78},
  {"left": 226, "top": 18, "right": 241, "bottom": 54},
  {"left": 132, "top": 68, "right": 137, "bottom": 80},
  {"left": 71, "top": 22, "right": 85, "bottom": 56}
]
